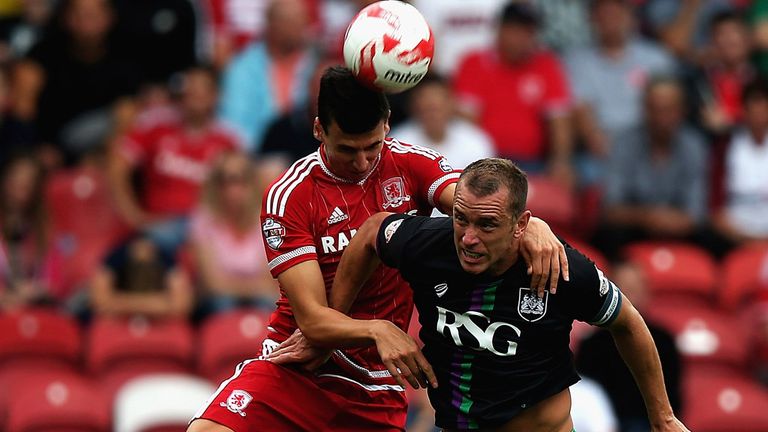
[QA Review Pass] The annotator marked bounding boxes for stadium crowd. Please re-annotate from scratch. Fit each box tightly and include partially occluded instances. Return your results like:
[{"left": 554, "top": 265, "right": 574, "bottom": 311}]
[{"left": 0, "top": 0, "right": 768, "bottom": 431}]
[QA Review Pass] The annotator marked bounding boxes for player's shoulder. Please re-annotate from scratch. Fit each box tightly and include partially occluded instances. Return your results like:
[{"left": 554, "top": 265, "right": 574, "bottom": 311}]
[
  {"left": 385, "top": 137, "right": 444, "bottom": 162},
  {"left": 562, "top": 242, "right": 601, "bottom": 286},
  {"left": 263, "top": 152, "right": 322, "bottom": 216},
  {"left": 382, "top": 214, "right": 453, "bottom": 248}
]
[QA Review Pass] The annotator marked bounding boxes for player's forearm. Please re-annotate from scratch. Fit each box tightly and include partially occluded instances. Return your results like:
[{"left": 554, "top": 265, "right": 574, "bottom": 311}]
[
  {"left": 298, "top": 306, "right": 384, "bottom": 348},
  {"left": 329, "top": 212, "right": 389, "bottom": 313},
  {"left": 609, "top": 302, "right": 676, "bottom": 426}
]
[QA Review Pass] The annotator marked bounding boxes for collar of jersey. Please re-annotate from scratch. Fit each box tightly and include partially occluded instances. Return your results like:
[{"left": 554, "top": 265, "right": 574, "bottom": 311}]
[{"left": 317, "top": 145, "right": 382, "bottom": 185}]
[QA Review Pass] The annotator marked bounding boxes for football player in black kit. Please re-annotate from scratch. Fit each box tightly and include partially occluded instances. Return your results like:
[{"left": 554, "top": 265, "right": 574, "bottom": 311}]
[{"left": 328, "top": 158, "right": 689, "bottom": 432}]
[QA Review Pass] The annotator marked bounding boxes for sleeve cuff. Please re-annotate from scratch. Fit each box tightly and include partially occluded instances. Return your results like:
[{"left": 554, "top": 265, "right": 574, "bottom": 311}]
[{"left": 268, "top": 246, "right": 317, "bottom": 277}]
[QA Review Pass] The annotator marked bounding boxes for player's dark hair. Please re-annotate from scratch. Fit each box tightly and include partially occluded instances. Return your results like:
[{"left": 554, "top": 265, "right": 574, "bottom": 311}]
[
  {"left": 499, "top": 2, "right": 540, "bottom": 28},
  {"left": 459, "top": 158, "right": 528, "bottom": 218},
  {"left": 742, "top": 77, "right": 768, "bottom": 106},
  {"left": 709, "top": 9, "right": 746, "bottom": 35},
  {"left": 317, "top": 66, "right": 390, "bottom": 134}
]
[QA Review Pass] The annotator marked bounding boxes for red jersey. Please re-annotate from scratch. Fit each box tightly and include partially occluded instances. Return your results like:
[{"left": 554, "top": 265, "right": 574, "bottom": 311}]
[
  {"left": 119, "top": 117, "right": 239, "bottom": 216},
  {"left": 454, "top": 49, "right": 571, "bottom": 161},
  {"left": 261, "top": 138, "right": 460, "bottom": 390}
]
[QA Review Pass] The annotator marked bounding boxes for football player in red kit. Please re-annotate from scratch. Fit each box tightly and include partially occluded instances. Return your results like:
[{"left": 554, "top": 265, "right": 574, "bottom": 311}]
[{"left": 188, "top": 66, "right": 567, "bottom": 432}]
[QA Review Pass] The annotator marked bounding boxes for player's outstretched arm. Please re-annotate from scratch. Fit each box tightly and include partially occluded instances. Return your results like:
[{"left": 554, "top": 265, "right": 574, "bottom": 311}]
[
  {"left": 330, "top": 211, "right": 437, "bottom": 390},
  {"left": 607, "top": 294, "right": 690, "bottom": 432}
]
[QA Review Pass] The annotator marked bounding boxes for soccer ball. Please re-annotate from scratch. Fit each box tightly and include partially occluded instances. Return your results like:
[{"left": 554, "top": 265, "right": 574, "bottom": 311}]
[{"left": 343, "top": 1, "right": 434, "bottom": 94}]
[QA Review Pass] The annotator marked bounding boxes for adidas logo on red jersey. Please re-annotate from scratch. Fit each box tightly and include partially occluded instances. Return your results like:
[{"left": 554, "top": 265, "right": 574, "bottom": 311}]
[{"left": 327, "top": 207, "right": 349, "bottom": 225}]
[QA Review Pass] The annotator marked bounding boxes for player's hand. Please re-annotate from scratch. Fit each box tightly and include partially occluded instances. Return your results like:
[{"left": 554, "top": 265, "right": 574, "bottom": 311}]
[
  {"left": 266, "top": 329, "right": 331, "bottom": 371},
  {"left": 370, "top": 320, "right": 437, "bottom": 390},
  {"left": 520, "top": 217, "right": 569, "bottom": 297},
  {"left": 650, "top": 415, "right": 690, "bottom": 431}
]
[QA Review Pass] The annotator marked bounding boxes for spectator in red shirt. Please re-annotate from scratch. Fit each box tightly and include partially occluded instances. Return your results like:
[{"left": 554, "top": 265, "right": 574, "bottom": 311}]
[
  {"left": 453, "top": 2, "right": 574, "bottom": 188},
  {"left": 109, "top": 66, "right": 239, "bottom": 256}
]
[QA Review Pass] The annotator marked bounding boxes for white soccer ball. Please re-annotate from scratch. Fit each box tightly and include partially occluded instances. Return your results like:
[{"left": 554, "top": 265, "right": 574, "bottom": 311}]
[{"left": 343, "top": 1, "right": 434, "bottom": 94}]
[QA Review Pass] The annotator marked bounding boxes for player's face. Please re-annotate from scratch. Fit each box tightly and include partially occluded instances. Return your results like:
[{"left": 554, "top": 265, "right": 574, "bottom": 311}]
[
  {"left": 315, "top": 118, "right": 389, "bottom": 182},
  {"left": 452, "top": 183, "right": 530, "bottom": 276}
]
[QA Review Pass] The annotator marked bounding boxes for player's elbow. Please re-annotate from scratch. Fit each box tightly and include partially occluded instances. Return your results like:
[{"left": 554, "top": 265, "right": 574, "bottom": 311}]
[{"left": 360, "top": 212, "right": 392, "bottom": 247}]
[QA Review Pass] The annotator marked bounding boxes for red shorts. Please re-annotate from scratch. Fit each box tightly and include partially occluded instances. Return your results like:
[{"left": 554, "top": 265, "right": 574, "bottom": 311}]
[{"left": 193, "top": 359, "right": 407, "bottom": 431}]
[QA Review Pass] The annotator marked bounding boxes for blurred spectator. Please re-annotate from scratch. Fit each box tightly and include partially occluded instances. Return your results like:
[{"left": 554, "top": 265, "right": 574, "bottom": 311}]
[
  {"left": 258, "top": 60, "right": 330, "bottom": 166},
  {"left": 202, "top": 0, "right": 320, "bottom": 70},
  {"left": 218, "top": 0, "right": 317, "bottom": 153},
  {"left": 453, "top": 2, "right": 574, "bottom": 186},
  {"left": 0, "top": 154, "right": 57, "bottom": 310},
  {"left": 683, "top": 10, "right": 755, "bottom": 136},
  {"left": 393, "top": 74, "right": 494, "bottom": 169},
  {"left": 528, "top": 0, "right": 592, "bottom": 53},
  {"left": 21, "top": 0, "right": 143, "bottom": 165},
  {"left": 318, "top": 0, "right": 370, "bottom": 60},
  {"left": 0, "top": 62, "right": 40, "bottom": 168},
  {"left": 90, "top": 234, "right": 193, "bottom": 319},
  {"left": 0, "top": 0, "right": 54, "bottom": 63},
  {"left": 751, "top": 0, "right": 768, "bottom": 74},
  {"left": 112, "top": 0, "right": 199, "bottom": 84},
  {"left": 109, "top": 66, "right": 238, "bottom": 256},
  {"left": 594, "top": 77, "right": 709, "bottom": 258},
  {"left": 412, "top": 0, "right": 506, "bottom": 77},
  {"left": 570, "top": 377, "right": 618, "bottom": 432},
  {"left": 642, "top": 0, "right": 743, "bottom": 62},
  {"left": 713, "top": 78, "right": 768, "bottom": 245},
  {"left": 190, "top": 151, "right": 277, "bottom": 319},
  {"left": 566, "top": 0, "right": 676, "bottom": 171},
  {"left": 45, "top": 146, "right": 129, "bottom": 314},
  {"left": 576, "top": 262, "right": 683, "bottom": 432}
]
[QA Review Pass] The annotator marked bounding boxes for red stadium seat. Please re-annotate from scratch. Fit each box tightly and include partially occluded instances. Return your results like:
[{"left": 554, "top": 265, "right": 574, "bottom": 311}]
[
  {"left": 198, "top": 309, "right": 271, "bottom": 382},
  {"left": 624, "top": 242, "right": 717, "bottom": 303},
  {"left": 645, "top": 303, "right": 749, "bottom": 369},
  {"left": 683, "top": 366, "right": 768, "bottom": 432},
  {"left": 0, "top": 309, "right": 81, "bottom": 367},
  {"left": 526, "top": 175, "right": 576, "bottom": 237},
  {"left": 0, "top": 361, "right": 77, "bottom": 432},
  {"left": 720, "top": 242, "right": 768, "bottom": 311},
  {"left": 46, "top": 166, "right": 130, "bottom": 300},
  {"left": 5, "top": 369, "right": 109, "bottom": 432},
  {"left": 87, "top": 316, "right": 194, "bottom": 376}
]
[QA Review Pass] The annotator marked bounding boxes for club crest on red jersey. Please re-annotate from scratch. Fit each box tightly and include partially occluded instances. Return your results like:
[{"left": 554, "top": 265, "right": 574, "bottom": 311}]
[
  {"left": 262, "top": 218, "right": 285, "bottom": 250},
  {"left": 220, "top": 389, "right": 252, "bottom": 417},
  {"left": 382, "top": 177, "right": 411, "bottom": 209}
]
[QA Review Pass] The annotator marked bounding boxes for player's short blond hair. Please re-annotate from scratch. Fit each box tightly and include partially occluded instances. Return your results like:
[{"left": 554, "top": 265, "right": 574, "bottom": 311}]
[{"left": 458, "top": 158, "right": 528, "bottom": 218}]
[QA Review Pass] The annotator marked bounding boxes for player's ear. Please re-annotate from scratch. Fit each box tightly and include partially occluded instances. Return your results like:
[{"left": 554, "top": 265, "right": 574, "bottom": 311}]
[
  {"left": 313, "top": 117, "right": 323, "bottom": 141},
  {"left": 513, "top": 210, "right": 532, "bottom": 239},
  {"left": 384, "top": 111, "right": 391, "bottom": 136}
]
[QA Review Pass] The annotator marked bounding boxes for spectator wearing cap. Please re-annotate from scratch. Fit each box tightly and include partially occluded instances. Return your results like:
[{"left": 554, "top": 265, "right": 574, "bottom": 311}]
[
  {"left": 453, "top": 1, "right": 575, "bottom": 188},
  {"left": 565, "top": 0, "right": 676, "bottom": 184}
]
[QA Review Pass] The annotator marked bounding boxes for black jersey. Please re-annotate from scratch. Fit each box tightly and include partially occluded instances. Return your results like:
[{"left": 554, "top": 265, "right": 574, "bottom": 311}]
[{"left": 375, "top": 214, "right": 623, "bottom": 429}]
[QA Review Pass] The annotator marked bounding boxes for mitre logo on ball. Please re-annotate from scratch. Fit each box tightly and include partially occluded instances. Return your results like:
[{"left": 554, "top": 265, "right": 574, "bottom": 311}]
[{"left": 343, "top": 1, "right": 434, "bottom": 93}]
